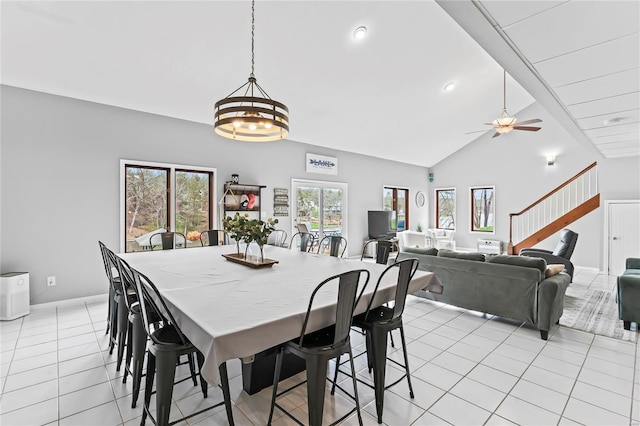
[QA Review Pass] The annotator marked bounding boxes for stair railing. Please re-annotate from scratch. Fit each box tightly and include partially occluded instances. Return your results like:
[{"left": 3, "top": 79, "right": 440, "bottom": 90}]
[{"left": 508, "top": 162, "right": 598, "bottom": 252}]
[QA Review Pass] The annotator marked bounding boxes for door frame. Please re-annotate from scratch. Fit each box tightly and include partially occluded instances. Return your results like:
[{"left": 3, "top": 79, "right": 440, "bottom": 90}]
[
  {"left": 603, "top": 199, "right": 640, "bottom": 275},
  {"left": 291, "top": 178, "right": 348, "bottom": 248}
]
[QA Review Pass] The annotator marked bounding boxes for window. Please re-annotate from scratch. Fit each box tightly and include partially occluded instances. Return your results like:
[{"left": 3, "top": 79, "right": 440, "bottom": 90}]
[
  {"left": 471, "top": 186, "right": 495, "bottom": 233},
  {"left": 435, "top": 188, "right": 455, "bottom": 230},
  {"left": 121, "top": 161, "right": 216, "bottom": 252},
  {"left": 292, "top": 179, "right": 347, "bottom": 241},
  {"left": 383, "top": 186, "right": 409, "bottom": 231}
]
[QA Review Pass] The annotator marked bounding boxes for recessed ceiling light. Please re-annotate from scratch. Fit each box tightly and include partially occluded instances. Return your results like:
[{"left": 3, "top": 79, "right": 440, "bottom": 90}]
[
  {"left": 353, "top": 26, "right": 367, "bottom": 40},
  {"left": 443, "top": 81, "right": 456, "bottom": 92}
]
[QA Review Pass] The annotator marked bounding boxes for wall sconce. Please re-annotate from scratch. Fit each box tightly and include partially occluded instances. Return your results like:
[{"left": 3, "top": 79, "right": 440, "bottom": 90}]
[
  {"left": 428, "top": 172, "right": 434, "bottom": 182},
  {"left": 546, "top": 155, "right": 556, "bottom": 166}
]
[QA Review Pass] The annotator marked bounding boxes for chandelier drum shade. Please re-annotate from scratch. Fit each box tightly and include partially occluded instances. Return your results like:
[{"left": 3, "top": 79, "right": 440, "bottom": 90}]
[{"left": 214, "top": 1, "right": 289, "bottom": 142}]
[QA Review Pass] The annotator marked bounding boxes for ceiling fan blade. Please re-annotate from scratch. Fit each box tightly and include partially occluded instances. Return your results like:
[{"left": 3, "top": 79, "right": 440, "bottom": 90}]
[
  {"left": 492, "top": 132, "right": 502, "bottom": 138},
  {"left": 483, "top": 123, "right": 495, "bottom": 126},
  {"left": 465, "top": 129, "right": 488, "bottom": 134},
  {"left": 512, "top": 126, "right": 541, "bottom": 131},
  {"left": 516, "top": 118, "right": 542, "bottom": 125}
]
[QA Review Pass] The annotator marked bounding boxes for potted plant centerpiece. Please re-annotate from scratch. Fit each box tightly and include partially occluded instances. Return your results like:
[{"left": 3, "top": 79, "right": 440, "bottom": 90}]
[
  {"left": 223, "top": 213, "right": 249, "bottom": 255},
  {"left": 222, "top": 213, "right": 279, "bottom": 266},
  {"left": 245, "top": 217, "right": 278, "bottom": 262}
]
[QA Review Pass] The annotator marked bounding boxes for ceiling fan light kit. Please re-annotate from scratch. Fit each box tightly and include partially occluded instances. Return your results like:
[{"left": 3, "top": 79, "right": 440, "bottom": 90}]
[
  {"left": 488, "top": 70, "right": 542, "bottom": 138},
  {"left": 214, "top": 0, "right": 289, "bottom": 142}
]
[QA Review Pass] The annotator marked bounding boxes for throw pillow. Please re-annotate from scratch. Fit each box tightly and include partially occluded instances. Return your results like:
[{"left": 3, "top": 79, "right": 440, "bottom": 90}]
[
  {"left": 437, "top": 249, "right": 485, "bottom": 262},
  {"left": 487, "top": 255, "right": 547, "bottom": 275},
  {"left": 545, "top": 264, "right": 565, "bottom": 277},
  {"left": 402, "top": 246, "right": 438, "bottom": 256}
]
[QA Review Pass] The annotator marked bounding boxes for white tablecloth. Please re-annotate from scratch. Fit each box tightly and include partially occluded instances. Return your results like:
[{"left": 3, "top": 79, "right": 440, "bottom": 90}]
[{"left": 120, "top": 245, "right": 440, "bottom": 385}]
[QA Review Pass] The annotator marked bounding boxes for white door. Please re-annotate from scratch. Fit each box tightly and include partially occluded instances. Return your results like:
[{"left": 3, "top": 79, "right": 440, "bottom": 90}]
[{"left": 609, "top": 201, "right": 640, "bottom": 275}]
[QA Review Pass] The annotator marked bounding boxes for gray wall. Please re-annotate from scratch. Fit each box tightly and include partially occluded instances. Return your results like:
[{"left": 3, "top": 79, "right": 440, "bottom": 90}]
[
  {"left": 1, "top": 85, "right": 430, "bottom": 304},
  {"left": 428, "top": 101, "right": 640, "bottom": 271}
]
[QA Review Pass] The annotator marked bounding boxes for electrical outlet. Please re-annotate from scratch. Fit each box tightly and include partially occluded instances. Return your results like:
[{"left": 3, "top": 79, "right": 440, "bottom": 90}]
[{"left": 47, "top": 276, "right": 56, "bottom": 287}]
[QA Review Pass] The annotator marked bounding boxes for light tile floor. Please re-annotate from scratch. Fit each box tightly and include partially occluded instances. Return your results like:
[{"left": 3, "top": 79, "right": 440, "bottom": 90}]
[{"left": 1, "top": 269, "right": 637, "bottom": 425}]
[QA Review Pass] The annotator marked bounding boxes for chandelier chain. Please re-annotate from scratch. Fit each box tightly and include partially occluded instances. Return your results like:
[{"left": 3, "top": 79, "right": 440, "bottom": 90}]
[{"left": 250, "top": 0, "right": 255, "bottom": 78}]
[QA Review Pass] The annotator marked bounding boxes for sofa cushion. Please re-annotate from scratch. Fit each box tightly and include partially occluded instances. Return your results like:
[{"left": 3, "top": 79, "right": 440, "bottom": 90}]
[
  {"left": 545, "top": 264, "right": 565, "bottom": 277},
  {"left": 402, "top": 246, "right": 438, "bottom": 256},
  {"left": 437, "top": 249, "right": 485, "bottom": 262},
  {"left": 623, "top": 269, "right": 640, "bottom": 276},
  {"left": 488, "top": 255, "right": 547, "bottom": 275}
]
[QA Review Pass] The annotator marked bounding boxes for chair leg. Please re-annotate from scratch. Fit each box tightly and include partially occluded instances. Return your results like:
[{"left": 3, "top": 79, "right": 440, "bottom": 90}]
[
  {"left": 187, "top": 353, "right": 198, "bottom": 386},
  {"left": 267, "top": 347, "right": 284, "bottom": 425},
  {"left": 109, "top": 296, "right": 119, "bottom": 354},
  {"left": 106, "top": 285, "right": 114, "bottom": 335},
  {"left": 330, "top": 355, "right": 341, "bottom": 395},
  {"left": 141, "top": 352, "right": 156, "bottom": 425},
  {"left": 306, "top": 354, "right": 328, "bottom": 426},
  {"left": 370, "top": 327, "right": 389, "bottom": 424},
  {"left": 130, "top": 314, "right": 147, "bottom": 409},
  {"left": 196, "top": 352, "right": 208, "bottom": 398},
  {"left": 624, "top": 320, "right": 632, "bottom": 330},
  {"left": 347, "top": 350, "right": 363, "bottom": 426},
  {"left": 116, "top": 296, "right": 129, "bottom": 371},
  {"left": 123, "top": 321, "right": 133, "bottom": 383},
  {"left": 365, "top": 331, "right": 373, "bottom": 373},
  {"left": 399, "top": 326, "right": 414, "bottom": 398},
  {"left": 155, "top": 350, "right": 178, "bottom": 426},
  {"left": 219, "top": 362, "right": 235, "bottom": 426}
]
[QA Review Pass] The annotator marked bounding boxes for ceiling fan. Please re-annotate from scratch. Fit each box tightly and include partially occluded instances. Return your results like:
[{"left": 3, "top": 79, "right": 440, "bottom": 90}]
[{"left": 485, "top": 70, "right": 542, "bottom": 138}]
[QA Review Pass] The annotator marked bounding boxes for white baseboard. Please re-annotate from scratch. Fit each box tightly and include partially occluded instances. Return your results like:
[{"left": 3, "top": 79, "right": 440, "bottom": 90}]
[{"left": 30, "top": 293, "right": 108, "bottom": 311}]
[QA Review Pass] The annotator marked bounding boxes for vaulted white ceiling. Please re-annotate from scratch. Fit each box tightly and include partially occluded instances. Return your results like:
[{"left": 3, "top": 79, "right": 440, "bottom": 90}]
[{"left": 2, "top": 1, "right": 638, "bottom": 167}]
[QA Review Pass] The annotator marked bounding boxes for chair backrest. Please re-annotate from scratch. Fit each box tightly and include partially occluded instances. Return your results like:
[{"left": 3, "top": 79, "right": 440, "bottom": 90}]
[
  {"left": 98, "top": 241, "right": 121, "bottom": 292},
  {"left": 298, "top": 269, "right": 370, "bottom": 347},
  {"left": 267, "top": 229, "right": 288, "bottom": 247},
  {"left": 200, "top": 229, "right": 226, "bottom": 247},
  {"left": 363, "top": 258, "right": 419, "bottom": 322},
  {"left": 289, "top": 232, "right": 314, "bottom": 252},
  {"left": 131, "top": 267, "right": 189, "bottom": 346},
  {"left": 375, "top": 240, "right": 394, "bottom": 264},
  {"left": 553, "top": 229, "right": 578, "bottom": 259},
  {"left": 150, "top": 231, "right": 186, "bottom": 250},
  {"left": 112, "top": 253, "right": 140, "bottom": 312},
  {"left": 317, "top": 235, "right": 347, "bottom": 258}
]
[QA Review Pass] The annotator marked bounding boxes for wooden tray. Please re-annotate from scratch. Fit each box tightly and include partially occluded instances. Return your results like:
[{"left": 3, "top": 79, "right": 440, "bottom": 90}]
[{"left": 222, "top": 253, "right": 279, "bottom": 268}]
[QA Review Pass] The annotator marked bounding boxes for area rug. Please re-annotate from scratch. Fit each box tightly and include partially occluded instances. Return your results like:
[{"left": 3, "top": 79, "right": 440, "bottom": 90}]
[{"left": 560, "top": 286, "right": 637, "bottom": 342}]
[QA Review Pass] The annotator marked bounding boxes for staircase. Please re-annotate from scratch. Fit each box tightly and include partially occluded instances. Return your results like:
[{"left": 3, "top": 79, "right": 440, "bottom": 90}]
[{"left": 508, "top": 162, "right": 600, "bottom": 255}]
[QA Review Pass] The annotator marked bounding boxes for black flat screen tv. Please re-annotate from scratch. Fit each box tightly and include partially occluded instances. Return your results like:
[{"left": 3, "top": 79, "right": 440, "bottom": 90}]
[{"left": 368, "top": 210, "right": 394, "bottom": 239}]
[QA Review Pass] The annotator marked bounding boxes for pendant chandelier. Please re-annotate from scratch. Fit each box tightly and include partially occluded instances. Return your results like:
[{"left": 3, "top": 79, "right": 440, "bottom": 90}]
[{"left": 214, "top": 0, "right": 289, "bottom": 142}]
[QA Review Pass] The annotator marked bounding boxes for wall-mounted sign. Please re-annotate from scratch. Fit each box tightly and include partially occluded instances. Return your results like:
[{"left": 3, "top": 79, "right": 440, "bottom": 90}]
[{"left": 306, "top": 153, "right": 338, "bottom": 175}]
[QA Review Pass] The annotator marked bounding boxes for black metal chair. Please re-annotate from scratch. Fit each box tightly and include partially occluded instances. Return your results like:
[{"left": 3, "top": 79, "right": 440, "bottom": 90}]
[
  {"left": 98, "top": 241, "right": 121, "bottom": 349},
  {"left": 360, "top": 239, "right": 398, "bottom": 264},
  {"left": 133, "top": 268, "right": 234, "bottom": 426},
  {"left": 200, "top": 229, "right": 226, "bottom": 247},
  {"left": 268, "top": 269, "right": 370, "bottom": 426},
  {"left": 267, "top": 229, "right": 288, "bottom": 247},
  {"left": 150, "top": 231, "right": 187, "bottom": 250},
  {"left": 332, "top": 258, "right": 420, "bottom": 424},
  {"left": 317, "top": 235, "right": 348, "bottom": 258},
  {"left": 289, "top": 232, "right": 315, "bottom": 252}
]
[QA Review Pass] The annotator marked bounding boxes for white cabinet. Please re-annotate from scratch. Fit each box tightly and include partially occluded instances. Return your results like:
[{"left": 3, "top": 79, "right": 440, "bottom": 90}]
[{"left": 1, "top": 272, "right": 30, "bottom": 320}]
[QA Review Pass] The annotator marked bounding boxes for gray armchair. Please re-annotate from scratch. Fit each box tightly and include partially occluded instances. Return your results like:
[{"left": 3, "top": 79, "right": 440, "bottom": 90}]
[
  {"left": 617, "top": 258, "right": 640, "bottom": 330},
  {"left": 519, "top": 229, "right": 578, "bottom": 280}
]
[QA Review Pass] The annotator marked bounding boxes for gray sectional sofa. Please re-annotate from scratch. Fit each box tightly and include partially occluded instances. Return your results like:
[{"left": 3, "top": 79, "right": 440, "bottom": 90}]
[{"left": 396, "top": 248, "right": 571, "bottom": 340}]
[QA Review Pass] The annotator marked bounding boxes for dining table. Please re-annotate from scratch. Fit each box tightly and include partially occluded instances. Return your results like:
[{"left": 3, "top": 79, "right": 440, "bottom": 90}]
[{"left": 118, "top": 244, "right": 442, "bottom": 391}]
